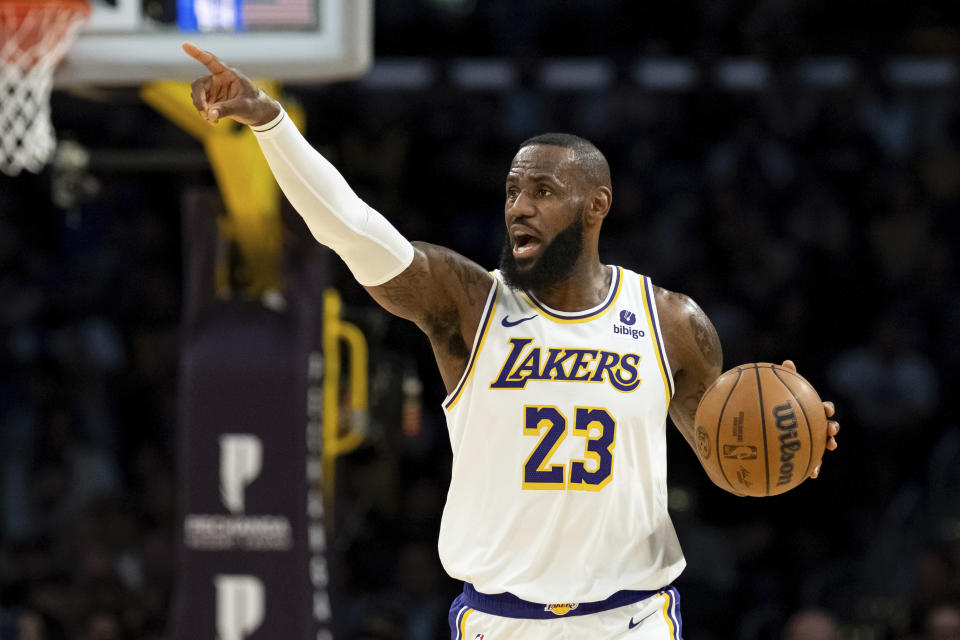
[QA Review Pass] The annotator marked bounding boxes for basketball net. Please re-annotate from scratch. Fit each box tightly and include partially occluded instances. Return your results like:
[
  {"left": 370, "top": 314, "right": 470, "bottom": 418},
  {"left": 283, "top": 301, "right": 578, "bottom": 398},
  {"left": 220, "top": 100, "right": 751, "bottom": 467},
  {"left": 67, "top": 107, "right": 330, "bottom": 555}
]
[{"left": 0, "top": 0, "right": 90, "bottom": 176}]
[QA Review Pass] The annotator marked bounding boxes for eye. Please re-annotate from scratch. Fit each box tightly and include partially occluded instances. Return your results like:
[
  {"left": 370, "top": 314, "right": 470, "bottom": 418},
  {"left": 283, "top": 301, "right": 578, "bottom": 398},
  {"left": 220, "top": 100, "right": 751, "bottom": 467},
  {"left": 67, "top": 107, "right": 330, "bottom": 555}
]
[
  {"left": 537, "top": 187, "right": 551, "bottom": 197},
  {"left": 506, "top": 187, "right": 519, "bottom": 200}
]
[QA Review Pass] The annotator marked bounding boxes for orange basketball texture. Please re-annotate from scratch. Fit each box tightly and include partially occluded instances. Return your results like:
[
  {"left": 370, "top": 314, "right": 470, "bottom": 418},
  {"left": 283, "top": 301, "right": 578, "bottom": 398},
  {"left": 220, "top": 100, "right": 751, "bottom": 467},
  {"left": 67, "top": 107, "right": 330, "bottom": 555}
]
[{"left": 693, "top": 363, "right": 828, "bottom": 497}]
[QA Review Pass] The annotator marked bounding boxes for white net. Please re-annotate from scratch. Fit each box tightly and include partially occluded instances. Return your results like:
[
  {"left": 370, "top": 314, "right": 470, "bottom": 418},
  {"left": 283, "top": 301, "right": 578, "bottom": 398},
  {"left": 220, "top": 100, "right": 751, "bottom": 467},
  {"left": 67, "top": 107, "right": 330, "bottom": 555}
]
[{"left": 0, "top": 1, "right": 89, "bottom": 176}]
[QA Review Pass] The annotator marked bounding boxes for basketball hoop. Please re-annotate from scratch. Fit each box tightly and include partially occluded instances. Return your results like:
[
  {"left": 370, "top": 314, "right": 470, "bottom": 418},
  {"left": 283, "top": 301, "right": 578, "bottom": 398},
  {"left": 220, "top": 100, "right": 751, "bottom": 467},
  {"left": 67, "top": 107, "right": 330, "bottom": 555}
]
[{"left": 0, "top": 0, "right": 90, "bottom": 176}]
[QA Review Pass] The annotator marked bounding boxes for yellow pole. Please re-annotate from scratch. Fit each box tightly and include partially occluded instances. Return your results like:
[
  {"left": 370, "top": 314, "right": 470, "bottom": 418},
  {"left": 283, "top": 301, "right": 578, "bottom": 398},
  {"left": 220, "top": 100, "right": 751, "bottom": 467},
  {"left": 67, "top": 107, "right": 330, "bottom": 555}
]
[
  {"left": 321, "top": 289, "right": 369, "bottom": 522},
  {"left": 140, "top": 80, "right": 305, "bottom": 297}
]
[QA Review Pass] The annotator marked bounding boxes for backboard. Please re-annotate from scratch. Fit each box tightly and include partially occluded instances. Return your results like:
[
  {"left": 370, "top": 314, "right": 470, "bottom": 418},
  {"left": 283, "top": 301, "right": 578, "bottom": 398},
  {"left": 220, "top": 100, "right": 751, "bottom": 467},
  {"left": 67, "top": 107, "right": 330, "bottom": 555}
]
[{"left": 54, "top": 0, "right": 372, "bottom": 86}]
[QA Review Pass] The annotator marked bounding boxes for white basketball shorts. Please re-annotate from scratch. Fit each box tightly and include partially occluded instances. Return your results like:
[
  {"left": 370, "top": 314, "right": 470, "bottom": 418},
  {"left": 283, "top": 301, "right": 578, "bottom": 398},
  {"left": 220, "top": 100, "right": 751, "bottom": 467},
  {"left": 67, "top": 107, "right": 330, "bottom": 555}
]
[{"left": 448, "top": 583, "right": 683, "bottom": 640}]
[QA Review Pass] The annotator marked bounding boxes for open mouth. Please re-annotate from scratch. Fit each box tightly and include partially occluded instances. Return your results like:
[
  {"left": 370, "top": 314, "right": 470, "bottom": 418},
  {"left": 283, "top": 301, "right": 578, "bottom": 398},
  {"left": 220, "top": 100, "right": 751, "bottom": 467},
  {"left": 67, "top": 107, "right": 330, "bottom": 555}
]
[{"left": 512, "top": 230, "right": 542, "bottom": 260}]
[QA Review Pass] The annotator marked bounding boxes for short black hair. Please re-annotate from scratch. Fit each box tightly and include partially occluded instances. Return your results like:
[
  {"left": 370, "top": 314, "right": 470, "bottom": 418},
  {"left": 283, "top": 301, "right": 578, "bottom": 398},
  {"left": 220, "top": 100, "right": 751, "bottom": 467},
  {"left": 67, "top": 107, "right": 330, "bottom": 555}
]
[{"left": 519, "top": 132, "right": 611, "bottom": 190}]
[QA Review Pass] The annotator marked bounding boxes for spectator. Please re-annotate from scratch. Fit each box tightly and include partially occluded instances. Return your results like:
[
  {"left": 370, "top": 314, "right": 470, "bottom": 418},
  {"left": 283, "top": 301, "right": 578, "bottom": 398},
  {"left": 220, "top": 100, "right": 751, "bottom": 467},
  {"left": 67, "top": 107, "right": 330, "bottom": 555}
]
[
  {"left": 926, "top": 603, "right": 960, "bottom": 640},
  {"left": 782, "top": 608, "right": 840, "bottom": 640}
]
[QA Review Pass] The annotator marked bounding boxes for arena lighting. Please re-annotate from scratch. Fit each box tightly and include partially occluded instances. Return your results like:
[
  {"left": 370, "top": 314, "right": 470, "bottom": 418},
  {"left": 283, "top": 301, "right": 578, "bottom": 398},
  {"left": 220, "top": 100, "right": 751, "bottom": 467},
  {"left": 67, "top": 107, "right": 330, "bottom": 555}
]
[
  {"left": 354, "top": 57, "right": 958, "bottom": 91},
  {"left": 358, "top": 58, "right": 437, "bottom": 89},
  {"left": 797, "top": 58, "right": 856, "bottom": 88},
  {"left": 539, "top": 59, "right": 616, "bottom": 90},
  {"left": 450, "top": 58, "right": 518, "bottom": 90},
  {"left": 714, "top": 58, "right": 770, "bottom": 90},
  {"left": 886, "top": 57, "right": 959, "bottom": 87},
  {"left": 633, "top": 59, "right": 700, "bottom": 90}
]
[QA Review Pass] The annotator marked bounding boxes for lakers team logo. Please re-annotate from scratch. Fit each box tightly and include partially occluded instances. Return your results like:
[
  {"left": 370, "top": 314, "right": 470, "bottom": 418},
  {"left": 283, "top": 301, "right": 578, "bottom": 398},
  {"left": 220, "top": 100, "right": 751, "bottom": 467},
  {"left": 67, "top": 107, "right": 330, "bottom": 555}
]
[
  {"left": 544, "top": 603, "right": 579, "bottom": 616},
  {"left": 490, "top": 338, "right": 641, "bottom": 391}
]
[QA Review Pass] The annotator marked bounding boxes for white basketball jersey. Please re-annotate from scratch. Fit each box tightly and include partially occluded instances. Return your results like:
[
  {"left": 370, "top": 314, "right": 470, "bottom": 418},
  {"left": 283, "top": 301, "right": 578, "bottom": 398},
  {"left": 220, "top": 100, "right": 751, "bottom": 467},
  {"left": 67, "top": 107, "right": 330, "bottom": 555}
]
[{"left": 438, "top": 266, "right": 686, "bottom": 604}]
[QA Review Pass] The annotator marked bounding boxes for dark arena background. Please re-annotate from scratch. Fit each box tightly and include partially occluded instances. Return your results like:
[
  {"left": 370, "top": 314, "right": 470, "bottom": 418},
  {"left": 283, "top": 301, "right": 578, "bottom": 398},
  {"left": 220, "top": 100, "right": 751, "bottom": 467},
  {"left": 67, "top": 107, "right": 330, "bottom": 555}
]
[{"left": 2, "top": 1, "right": 959, "bottom": 639}]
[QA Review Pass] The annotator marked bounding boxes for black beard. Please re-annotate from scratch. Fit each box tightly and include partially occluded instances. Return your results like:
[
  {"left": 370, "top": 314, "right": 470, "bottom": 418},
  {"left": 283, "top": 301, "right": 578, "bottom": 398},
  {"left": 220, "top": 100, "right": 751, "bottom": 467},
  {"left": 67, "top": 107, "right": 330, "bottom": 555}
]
[{"left": 499, "top": 213, "right": 584, "bottom": 292}]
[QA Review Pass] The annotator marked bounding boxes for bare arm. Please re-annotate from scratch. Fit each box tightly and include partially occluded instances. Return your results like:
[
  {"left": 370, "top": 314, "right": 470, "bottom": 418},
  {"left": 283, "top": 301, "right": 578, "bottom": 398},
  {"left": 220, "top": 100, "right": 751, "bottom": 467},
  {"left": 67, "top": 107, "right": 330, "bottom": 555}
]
[
  {"left": 655, "top": 287, "right": 724, "bottom": 453},
  {"left": 367, "top": 244, "right": 493, "bottom": 392}
]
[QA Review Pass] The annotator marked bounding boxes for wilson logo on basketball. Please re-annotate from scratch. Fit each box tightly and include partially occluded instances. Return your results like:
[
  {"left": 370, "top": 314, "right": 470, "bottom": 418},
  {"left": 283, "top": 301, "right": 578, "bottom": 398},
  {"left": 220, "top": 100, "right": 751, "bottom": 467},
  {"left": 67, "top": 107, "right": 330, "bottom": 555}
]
[{"left": 774, "top": 401, "right": 802, "bottom": 486}]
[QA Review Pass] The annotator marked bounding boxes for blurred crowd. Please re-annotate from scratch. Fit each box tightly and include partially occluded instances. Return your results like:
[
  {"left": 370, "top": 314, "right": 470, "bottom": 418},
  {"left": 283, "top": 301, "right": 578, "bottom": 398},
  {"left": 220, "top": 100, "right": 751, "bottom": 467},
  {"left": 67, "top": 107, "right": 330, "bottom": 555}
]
[
  {"left": 0, "top": 170, "right": 181, "bottom": 639},
  {"left": 1, "top": 2, "right": 960, "bottom": 638}
]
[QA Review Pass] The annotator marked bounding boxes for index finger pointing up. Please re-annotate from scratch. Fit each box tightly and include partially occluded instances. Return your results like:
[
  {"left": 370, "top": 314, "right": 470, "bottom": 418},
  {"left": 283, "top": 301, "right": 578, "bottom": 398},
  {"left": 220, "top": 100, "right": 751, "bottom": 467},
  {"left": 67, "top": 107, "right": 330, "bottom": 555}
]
[{"left": 182, "top": 42, "right": 228, "bottom": 74}]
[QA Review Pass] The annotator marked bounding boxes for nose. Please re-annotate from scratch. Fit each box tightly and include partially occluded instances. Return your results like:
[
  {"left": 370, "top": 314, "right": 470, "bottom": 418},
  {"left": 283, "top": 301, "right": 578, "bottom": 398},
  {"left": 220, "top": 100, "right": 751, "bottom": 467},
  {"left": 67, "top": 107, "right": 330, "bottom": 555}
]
[{"left": 507, "top": 190, "right": 536, "bottom": 221}]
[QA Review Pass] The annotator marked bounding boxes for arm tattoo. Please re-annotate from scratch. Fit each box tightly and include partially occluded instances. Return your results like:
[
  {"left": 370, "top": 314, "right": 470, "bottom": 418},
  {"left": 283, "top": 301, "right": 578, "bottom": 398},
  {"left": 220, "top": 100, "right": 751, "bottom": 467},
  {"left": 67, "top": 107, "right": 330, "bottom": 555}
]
[
  {"left": 375, "top": 265, "right": 428, "bottom": 310},
  {"left": 680, "top": 381, "right": 707, "bottom": 418},
  {"left": 661, "top": 289, "right": 722, "bottom": 452},
  {"left": 669, "top": 373, "right": 703, "bottom": 450},
  {"left": 378, "top": 261, "right": 466, "bottom": 353},
  {"left": 442, "top": 250, "right": 490, "bottom": 294},
  {"left": 425, "top": 307, "right": 470, "bottom": 360},
  {"left": 432, "top": 251, "right": 490, "bottom": 359},
  {"left": 689, "top": 308, "right": 722, "bottom": 369},
  {"left": 368, "top": 243, "right": 489, "bottom": 371}
]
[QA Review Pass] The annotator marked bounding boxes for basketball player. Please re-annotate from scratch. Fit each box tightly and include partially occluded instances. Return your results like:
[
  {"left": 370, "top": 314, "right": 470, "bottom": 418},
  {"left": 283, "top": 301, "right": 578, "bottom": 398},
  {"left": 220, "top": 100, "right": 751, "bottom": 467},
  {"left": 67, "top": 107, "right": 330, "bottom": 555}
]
[{"left": 184, "top": 44, "right": 840, "bottom": 640}]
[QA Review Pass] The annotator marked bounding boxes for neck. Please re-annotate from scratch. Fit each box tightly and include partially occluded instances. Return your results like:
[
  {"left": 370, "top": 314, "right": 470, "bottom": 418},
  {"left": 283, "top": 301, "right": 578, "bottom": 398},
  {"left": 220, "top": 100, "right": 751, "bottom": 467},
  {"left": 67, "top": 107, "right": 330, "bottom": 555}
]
[{"left": 528, "top": 254, "right": 611, "bottom": 312}]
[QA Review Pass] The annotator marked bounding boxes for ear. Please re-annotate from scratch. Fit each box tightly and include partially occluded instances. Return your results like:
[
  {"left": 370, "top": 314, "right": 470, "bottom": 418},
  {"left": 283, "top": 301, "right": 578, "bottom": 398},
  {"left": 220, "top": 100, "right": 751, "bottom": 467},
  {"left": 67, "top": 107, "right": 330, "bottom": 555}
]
[{"left": 585, "top": 186, "right": 612, "bottom": 224}]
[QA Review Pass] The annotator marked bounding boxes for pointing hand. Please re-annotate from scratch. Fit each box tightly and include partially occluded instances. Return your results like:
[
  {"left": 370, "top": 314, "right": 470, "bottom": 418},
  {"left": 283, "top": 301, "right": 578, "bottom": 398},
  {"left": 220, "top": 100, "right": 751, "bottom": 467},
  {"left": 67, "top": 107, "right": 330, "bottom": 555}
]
[{"left": 183, "top": 42, "right": 280, "bottom": 126}]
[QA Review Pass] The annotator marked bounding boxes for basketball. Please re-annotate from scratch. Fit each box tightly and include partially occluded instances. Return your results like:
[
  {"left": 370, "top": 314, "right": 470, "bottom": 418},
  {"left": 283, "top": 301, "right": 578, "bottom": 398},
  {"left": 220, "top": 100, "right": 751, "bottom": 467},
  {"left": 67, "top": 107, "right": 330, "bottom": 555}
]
[{"left": 693, "top": 363, "right": 828, "bottom": 497}]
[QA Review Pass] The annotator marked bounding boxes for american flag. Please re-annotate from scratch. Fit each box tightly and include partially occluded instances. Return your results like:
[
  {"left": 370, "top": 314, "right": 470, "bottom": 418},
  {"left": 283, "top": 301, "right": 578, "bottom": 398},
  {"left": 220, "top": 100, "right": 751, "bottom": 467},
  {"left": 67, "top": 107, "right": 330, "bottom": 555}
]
[{"left": 242, "top": 0, "right": 314, "bottom": 28}]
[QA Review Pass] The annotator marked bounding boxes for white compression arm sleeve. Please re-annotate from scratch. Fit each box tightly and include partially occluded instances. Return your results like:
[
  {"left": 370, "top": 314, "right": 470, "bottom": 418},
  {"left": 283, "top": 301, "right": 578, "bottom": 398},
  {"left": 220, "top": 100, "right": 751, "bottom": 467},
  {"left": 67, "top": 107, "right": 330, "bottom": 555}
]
[{"left": 251, "top": 109, "right": 414, "bottom": 286}]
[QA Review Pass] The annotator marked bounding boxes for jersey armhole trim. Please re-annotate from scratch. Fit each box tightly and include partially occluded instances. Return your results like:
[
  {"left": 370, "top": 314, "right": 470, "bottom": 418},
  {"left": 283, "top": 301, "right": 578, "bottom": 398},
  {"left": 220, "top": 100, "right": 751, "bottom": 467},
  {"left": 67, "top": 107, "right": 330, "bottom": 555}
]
[
  {"left": 640, "top": 275, "right": 675, "bottom": 409},
  {"left": 443, "top": 277, "right": 500, "bottom": 412}
]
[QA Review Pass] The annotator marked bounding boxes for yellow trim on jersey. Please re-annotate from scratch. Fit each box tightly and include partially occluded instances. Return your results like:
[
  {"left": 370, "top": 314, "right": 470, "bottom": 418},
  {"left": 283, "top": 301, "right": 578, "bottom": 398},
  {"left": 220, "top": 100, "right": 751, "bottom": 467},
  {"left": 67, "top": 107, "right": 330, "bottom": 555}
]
[
  {"left": 458, "top": 607, "right": 474, "bottom": 638},
  {"left": 660, "top": 590, "right": 677, "bottom": 638},
  {"left": 640, "top": 276, "right": 672, "bottom": 411},
  {"left": 444, "top": 283, "right": 500, "bottom": 411},
  {"left": 519, "top": 266, "right": 623, "bottom": 323}
]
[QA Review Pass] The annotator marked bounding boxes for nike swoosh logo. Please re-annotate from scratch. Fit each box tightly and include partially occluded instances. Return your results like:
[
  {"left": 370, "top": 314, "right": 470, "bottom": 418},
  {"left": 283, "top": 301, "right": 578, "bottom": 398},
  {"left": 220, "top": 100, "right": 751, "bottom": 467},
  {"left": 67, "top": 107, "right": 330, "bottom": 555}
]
[
  {"left": 629, "top": 611, "right": 657, "bottom": 629},
  {"left": 501, "top": 315, "right": 536, "bottom": 327},
  {"left": 629, "top": 610, "right": 657, "bottom": 630}
]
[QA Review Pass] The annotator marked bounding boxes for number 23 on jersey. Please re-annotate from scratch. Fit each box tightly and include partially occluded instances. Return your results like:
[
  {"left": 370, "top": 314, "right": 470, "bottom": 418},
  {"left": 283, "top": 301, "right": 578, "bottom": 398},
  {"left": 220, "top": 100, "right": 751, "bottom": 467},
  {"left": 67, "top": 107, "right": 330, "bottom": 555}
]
[{"left": 522, "top": 405, "right": 616, "bottom": 491}]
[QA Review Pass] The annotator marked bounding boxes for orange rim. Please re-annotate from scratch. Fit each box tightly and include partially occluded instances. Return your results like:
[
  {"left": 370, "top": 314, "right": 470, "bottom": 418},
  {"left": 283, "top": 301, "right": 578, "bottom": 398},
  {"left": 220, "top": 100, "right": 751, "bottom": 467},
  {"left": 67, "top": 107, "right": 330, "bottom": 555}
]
[
  {"left": 1, "top": 0, "right": 91, "bottom": 21},
  {"left": 0, "top": 0, "right": 91, "bottom": 64}
]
